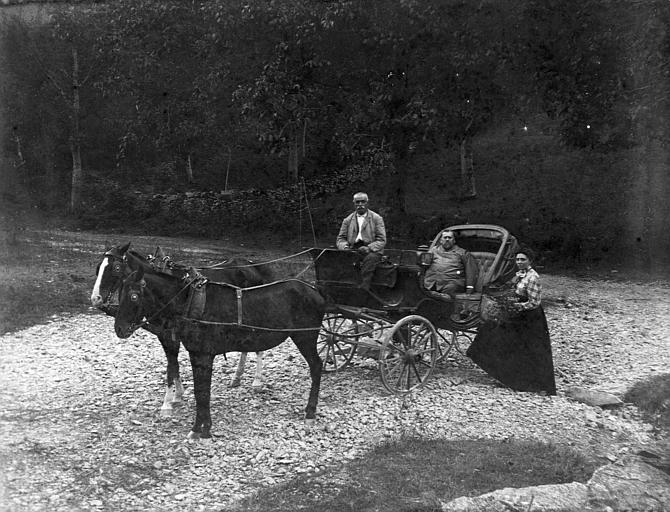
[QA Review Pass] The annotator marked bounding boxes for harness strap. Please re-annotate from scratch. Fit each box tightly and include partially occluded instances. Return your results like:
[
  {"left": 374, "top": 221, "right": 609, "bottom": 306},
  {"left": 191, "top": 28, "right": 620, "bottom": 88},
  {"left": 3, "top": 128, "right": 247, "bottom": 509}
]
[
  {"left": 236, "top": 289, "right": 243, "bottom": 325},
  {"left": 178, "top": 316, "right": 322, "bottom": 332},
  {"left": 131, "top": 279, "right": 196, "bottom": 332}
]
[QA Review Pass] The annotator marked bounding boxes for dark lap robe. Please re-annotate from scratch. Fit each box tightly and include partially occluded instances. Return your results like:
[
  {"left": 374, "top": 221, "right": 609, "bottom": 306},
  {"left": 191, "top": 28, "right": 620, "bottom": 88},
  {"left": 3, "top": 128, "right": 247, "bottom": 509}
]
[{"left": 466, "top": 306, "right": 557, "bottom": 395}]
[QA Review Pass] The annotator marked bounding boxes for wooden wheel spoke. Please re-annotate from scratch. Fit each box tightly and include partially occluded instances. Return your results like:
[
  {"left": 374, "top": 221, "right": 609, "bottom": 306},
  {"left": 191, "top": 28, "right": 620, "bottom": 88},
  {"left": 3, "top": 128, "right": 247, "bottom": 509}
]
[
  {"left": 394, "top": 362, "right": 408, "bottom": 389},
  {"left": 383, "top": 355, "right": 404, "bottom": 377},
  {"left": 395, "top": 328, "right": 410, "bottom": 348},
  {"left": 410, "top": 362, "right": 423, "bottom": 382},
  {"left": 386, "top": 341, "right": 406, "bottom": 355},
  {"left": 318, "top": 314, "right": 358, "bottom": 372},
  {"left": 380, "top": 315, "right": 438, "bottom": 394}
]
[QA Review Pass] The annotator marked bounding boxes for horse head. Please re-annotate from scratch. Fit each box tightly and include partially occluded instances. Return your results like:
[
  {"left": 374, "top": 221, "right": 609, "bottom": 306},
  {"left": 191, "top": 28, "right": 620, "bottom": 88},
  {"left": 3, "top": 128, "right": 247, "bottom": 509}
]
[
  {"left": 91, "top": 242, "right": 131, "bottom": 311},
  {"left": 115, "top": 266, "right": 148, "bottom": 339}
]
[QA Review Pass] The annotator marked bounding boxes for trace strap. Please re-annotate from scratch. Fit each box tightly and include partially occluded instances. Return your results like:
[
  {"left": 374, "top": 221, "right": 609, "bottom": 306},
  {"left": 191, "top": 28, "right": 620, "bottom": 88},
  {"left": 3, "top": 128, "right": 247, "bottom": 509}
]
[{"left": 177, "top": 316, "right": 322, "bottom": 332}]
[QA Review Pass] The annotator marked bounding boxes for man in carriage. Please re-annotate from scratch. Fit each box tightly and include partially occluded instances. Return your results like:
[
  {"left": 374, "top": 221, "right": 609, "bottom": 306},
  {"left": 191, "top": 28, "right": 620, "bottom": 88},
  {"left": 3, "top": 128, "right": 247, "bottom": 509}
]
[
  {"left": 336, "top": 192, "right": 386, "bottom": 291},
  {"left": 423, "top": 229, "right": 478, "bottom": 297}
]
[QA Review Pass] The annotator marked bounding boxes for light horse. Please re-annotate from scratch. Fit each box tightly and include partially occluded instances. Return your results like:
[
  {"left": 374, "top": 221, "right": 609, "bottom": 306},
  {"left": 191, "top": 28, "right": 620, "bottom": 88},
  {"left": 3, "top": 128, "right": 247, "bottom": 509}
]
[
  {"left": 114, "top": 260, "right": 325, "bottom": 439},
  {"left": 91, "top": 243, "right": 274, "bottom": 416}
]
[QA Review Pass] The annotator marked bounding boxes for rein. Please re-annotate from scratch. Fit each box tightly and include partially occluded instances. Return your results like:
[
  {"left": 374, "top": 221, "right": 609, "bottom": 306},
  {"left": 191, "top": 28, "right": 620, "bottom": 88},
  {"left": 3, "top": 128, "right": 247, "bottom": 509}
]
[
  {"left": 157, "top": 248, "right": 319, "bottom": 282},
  {"left": 201, "top": 249, "right": 314, "bottom": 269}
]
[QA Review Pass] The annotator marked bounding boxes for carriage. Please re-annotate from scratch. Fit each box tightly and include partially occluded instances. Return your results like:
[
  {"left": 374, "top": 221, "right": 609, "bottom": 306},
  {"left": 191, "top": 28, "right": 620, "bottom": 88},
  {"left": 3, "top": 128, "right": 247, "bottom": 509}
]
[
  {"left": 310, "top": 224, "right": 520, "bottom": 394},
  {"left": 96, "top": 223, "right": 520, "bottom": 437}
]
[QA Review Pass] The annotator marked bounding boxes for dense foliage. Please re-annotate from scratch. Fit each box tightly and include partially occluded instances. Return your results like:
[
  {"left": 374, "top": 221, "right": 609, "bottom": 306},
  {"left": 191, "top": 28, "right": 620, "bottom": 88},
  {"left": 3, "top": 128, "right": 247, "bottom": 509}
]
[{"left": 1, "top": 0, "right": 669, "bottom": 267}]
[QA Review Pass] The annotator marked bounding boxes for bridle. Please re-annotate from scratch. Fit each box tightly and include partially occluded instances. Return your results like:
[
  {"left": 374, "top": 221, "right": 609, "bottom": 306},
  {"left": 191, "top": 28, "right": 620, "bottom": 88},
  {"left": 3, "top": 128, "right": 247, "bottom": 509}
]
[
  {"left": 97, "top": 251, "right": 126, "bottom": 313},
  {"left": 120, "top": 271, "right": 198, "bottom": 335}
]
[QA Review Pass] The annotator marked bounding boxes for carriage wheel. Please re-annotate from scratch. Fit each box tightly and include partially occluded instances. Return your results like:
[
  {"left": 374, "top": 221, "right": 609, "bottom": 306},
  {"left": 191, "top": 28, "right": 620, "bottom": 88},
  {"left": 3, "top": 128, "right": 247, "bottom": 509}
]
[
  {"left": 435, "top": 329, "right": 457, "bottom": 363},
  {"left": 379, "top": 315, "right": 438, "bottom": 394},
  {"left": 317, "top": 314, "right": 359, "bottom": 372}
]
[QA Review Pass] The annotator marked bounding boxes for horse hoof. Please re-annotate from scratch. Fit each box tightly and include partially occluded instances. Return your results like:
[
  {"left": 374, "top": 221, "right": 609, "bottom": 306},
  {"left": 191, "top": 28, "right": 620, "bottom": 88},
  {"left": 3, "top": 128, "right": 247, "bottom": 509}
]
[
  {"left": 229, "top": 379, "right": 241, "bottom": 388},
  {"left": 159, "top": 408, "right": 173, "bottom": 418},
  {"left": 304, "top": 418, "right": 316, "bottom": 429},
  {"left": 187, "top": 431, "right": 200, "bottom": 441},
  {"left": 252, "top": 384, "right": 263, "bottom": 393}
]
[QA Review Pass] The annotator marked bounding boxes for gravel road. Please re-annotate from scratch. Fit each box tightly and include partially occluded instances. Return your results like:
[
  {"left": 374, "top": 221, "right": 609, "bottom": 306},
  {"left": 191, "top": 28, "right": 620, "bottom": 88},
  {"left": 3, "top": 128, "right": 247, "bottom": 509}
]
[{"left": 1, "top": 234, "right": 669, "bottom": 511}]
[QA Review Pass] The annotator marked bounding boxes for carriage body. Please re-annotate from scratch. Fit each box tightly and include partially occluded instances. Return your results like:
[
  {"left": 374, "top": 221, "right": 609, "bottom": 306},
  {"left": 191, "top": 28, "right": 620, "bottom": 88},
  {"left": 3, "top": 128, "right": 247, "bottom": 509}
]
[
  {"left": 311, "top": 224, "right": 520, "bottom": 330},
  {"left": 309, "top": 224, "right": 520, "bottom": 393}
]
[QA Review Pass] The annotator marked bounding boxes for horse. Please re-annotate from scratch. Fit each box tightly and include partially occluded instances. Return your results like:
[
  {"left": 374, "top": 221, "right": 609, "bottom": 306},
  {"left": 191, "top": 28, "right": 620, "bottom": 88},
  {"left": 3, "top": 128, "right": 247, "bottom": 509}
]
[
  {"left": 114, "top": 262, "right": 325, "bottom": 439},
  {"left": 90, "top": 243, "right": 274, "bottom": 417}
]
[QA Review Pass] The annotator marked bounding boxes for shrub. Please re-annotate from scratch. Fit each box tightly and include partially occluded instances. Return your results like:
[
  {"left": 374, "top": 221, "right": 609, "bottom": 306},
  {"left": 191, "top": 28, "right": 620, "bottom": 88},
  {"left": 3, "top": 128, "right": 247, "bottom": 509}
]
[{"left": 624, "top": 374, "right": 670, "bottom": 433}]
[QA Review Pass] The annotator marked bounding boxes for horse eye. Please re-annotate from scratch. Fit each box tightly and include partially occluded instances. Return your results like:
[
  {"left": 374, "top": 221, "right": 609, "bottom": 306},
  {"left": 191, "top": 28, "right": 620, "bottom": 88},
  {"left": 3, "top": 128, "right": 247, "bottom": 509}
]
[
  {"left": 113, "top": 263, "right": 122, "bottom": 273},
  {"left": 130, "top": 292, "right": 140, "bottom": 302}
]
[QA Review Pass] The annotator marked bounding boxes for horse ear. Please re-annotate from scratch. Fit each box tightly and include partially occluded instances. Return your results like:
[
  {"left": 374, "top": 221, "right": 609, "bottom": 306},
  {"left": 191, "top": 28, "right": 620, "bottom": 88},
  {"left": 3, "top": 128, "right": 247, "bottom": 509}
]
[
  {"left": 155, "top": 246, "right": 166, "bottom": 259},
  {"left": 120, "top": 242, "right": 131, "bottom": 254}
]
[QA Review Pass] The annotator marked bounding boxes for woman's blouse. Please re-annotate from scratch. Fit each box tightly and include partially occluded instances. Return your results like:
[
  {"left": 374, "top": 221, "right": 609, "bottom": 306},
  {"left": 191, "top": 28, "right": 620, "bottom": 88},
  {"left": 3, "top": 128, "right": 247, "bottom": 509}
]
[{"left": 514, "top": 268, "right": 542, "bottom": 310}]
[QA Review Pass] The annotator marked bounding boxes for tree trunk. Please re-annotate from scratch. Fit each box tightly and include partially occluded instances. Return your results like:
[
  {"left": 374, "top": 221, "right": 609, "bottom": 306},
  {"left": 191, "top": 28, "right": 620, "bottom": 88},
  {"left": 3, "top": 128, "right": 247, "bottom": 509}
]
[
  {"left": 460, "top": 136, "right": 476, "bottom": 199},
  {"left": 14, "top": 135, "right": 25, "bottom": 165},
  {"left": 186, "top": 153, "right": 194, "bottom": 184},
  {"left": 287, "top": 126, "right": 299, "bottom": 183},
  {"left": 395, "top": 159, "right": 407, "bottom": 213},
  {"left": 40, "top": 131, "right": 57, "bottom": 209},
  {"left": 69, "top": 48, "right": 83, "bottom": 214}
]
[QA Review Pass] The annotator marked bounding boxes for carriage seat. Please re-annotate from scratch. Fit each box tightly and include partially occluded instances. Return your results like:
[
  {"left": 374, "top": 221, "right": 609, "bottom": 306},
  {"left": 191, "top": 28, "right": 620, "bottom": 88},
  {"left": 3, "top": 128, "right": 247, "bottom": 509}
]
[
  {"left": 451, "top": 251, "right": 496, "bottom": 300},
  {"left": 470, "top": 251, "right": 496, "bottom": 292}
]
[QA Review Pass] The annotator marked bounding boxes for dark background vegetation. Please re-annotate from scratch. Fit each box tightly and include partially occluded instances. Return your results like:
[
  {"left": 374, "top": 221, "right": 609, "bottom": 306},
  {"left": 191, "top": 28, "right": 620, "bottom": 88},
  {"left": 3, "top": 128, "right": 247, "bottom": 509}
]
[{"left": 0, "top": 0, "right": 669, "bottom": 275}]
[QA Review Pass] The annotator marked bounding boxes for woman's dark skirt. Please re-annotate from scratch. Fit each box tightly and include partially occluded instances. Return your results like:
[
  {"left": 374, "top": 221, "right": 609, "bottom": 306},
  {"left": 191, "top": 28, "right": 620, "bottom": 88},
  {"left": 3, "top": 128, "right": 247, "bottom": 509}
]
[{"left": 466, "top": 306, "right": 557, "bottom": 395}]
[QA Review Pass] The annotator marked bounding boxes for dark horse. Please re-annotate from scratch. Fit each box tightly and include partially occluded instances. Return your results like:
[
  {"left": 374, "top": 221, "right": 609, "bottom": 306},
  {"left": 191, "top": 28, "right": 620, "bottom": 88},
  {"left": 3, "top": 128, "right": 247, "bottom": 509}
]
[
  {"left": 90, "top": 243, "right": 277, "bottom": 416},
  {"left": 114, "top": 260, "right": 325, "bottom": 439}
]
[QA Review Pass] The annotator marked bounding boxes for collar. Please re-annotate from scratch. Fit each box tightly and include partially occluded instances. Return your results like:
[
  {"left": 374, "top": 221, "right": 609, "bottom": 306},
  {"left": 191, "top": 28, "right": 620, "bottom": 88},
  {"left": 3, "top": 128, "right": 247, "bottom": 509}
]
[{"left": 516, "top": 267, "right": 532, "bottom": 278}]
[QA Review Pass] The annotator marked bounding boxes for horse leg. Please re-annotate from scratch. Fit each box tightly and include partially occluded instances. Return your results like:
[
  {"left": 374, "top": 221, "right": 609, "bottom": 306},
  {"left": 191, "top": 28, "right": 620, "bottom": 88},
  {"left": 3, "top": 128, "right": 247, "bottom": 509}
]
[
  {"left": 158, "top": 332, "right": 182, "bottom": 417},
  {"left": 187, "top": 351, "right": 214, "bottom": 440},
  {"left": 251, "top": 351, "right": 263, "bottom": 391},
  {"left": 229, "top": 352, "right": 247, "bottom": 388},
  {"left": 291, "top": 333, "right": 323, "bottom": 425}
]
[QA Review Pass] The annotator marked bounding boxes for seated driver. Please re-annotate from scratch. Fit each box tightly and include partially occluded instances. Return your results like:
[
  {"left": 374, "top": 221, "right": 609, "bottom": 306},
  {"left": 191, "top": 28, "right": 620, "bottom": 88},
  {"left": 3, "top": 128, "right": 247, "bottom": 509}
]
[
  {"left": 336, "top": 192, "right": 386, "bottom": 291},
  {"left": 424, "top": 230, "right": 478, "bottom": 297}
]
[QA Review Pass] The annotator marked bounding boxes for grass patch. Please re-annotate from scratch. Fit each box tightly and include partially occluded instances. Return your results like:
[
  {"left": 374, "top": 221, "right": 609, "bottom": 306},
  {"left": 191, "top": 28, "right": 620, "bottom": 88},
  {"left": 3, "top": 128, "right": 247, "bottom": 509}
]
[
  {"left": 624, "top": 374, "right": 670, "bottom": 433},
  {"left": 231, "top": 438, "right": 596, "bottom": 512},
  {"left": 0, "top": 240, "right": 97, "bottom": 334}
]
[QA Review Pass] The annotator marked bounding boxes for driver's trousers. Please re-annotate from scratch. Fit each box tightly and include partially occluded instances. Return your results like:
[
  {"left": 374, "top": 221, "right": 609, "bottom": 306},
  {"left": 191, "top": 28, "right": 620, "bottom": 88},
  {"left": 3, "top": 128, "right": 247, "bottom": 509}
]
[{"left": 353, "top": 242, "right": 382, "bottom": 290}]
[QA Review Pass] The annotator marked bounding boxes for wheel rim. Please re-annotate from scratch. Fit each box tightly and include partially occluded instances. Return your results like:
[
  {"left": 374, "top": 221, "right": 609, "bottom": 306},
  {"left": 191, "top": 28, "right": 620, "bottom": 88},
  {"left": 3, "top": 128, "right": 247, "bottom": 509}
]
[
  {"left": 317, "top": 314, "right": 358, "bottom": 372},
  {"left": 379, "top": 315, "right": 437, "bottom": 394}
]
